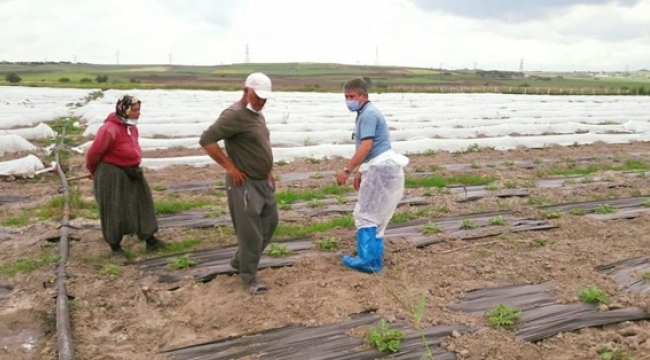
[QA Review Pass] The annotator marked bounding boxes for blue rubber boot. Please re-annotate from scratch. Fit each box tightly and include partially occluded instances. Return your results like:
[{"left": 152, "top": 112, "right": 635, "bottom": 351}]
[{"left": 343, "top": 227, "right": 384, "bottom": 273}]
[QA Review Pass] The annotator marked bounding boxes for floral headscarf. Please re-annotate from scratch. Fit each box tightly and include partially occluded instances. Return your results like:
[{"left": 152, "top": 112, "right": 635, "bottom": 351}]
[{"left": 115, "top": 95, "right": 141, "bottom": 119}]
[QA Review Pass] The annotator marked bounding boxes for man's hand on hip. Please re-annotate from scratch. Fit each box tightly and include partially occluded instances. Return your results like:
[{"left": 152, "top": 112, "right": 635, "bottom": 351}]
[{"left": 227, "top": 166, "right": 248, "bottom": 187}]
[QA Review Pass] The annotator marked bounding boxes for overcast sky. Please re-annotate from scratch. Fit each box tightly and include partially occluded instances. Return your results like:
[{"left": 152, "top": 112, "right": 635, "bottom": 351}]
[{"left": 1, "top": 0, "right": 648, "bottom": 71}]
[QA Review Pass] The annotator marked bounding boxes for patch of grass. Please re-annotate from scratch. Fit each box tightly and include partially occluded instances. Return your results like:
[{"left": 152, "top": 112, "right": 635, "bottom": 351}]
[
  {"left": 527, "top": 196, "right": 548, "bottom": 205},
  {"left": 534, "top": 158, "right": 544, "bottom": 164},
  {"left": 275, "top": 215, "right": 354, "bottom": 238},
  {"left": 597, "top": 347, "right": 634, "bottom": 360},
  {"left": 99, "top": 264, "right": 122, "bottom": 276},
  {"left": 503, "top": 180, "right": 517, "bottom": 189},
  {"left": 485, "top": 183, "right": 499, "bottom": 191},
  {"left": 643, "top": 199, "right": 650, "bottom": 208},
  {"left": 581, "top": 175, "right": 594, "bottom": 183},
  {"left": 37, "top": 187, "right": 98, "bottom": 221},
  {"left": 488, "top": 215, "right": 508, "bottom": 226},
  {"left": 578, "top": 287, "right": 608, "bottom": 304},
  {"left": 423, "top": 149, "right": 436, "bottom": 156},
  {"left": 0, "top": 254, "right": 60, "bottom": 277},
  {"left": 390, "top": 211, "right": 419, "bottom": 224},
  {"left": 421, "top": 221, "right": 442, "bottom": 235},
  {"left": 154, "top": 198, "right": 210, "bottom": 215},
  {"left": 266, "top": 243, "right": 292, "bottom": 258},
  {"left": 315, "top": 237, "right": 339, "bottom": 251},
  {"left": 1, "top": 212, "right": 32, "bottom": 227},
  {"left": 336, "top": 196, "right": 349, "bottom": 204},
  {"left": 151, "top": 184, "right": 167, "bottom": 191},
  {"left": 310, "top": 172, "right": 324, "bottom": 179},
  {"left": 365, "top": 320, "right": 405, "bottom": 353},
  {"left": 460, "top": 219, "right": 478, "bottom": 230},
  {"left": 405, "top": 174, "right": 495, "bottom": 188},
  {"left": 160, "top": 237, "right": 203, "bottom": 253},
  {"left": 275, "top": 185, "right": 351, "bottom": 204},
  {"left": 167, "top": 254, "right": 198, "bottom": 270},
  {"left": 570, "top": 208, "right": 586, "bottom": 216},
  {"left": 485, "top": 304, "right": 521, "bottom": 328},
  {"left": 532, "top": 239, "right": 556, "bottom": 247},
  {"left": 547, "top": 158, "right": 649, "bottom": 177},
  {"left": 413, "top": 165, "right": 425, "bottom": 173},
  {"left": 594, "top": 204, "right": 618, "bottom": 214},
  {"left": 470, "top": 163, "right": 481, "bottom": 169}
]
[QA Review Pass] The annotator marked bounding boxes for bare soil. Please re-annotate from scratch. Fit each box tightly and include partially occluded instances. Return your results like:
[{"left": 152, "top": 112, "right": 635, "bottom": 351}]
[{"left": 1, "top": 141, "right": 650, "bottom": 360}]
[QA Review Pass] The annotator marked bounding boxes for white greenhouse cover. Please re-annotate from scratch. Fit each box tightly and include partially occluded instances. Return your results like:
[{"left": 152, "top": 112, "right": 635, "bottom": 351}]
[
  {"left": 0, "top": 154, "right": 53, "bottom": 177},
  {"left": 0, "top": 134, "right": 38, "bottom": 156}
]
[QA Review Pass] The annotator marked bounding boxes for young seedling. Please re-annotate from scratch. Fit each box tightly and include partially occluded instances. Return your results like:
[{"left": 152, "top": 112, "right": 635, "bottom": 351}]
[
  {"left": 307, "top": 199, "right": 326, "bottom": 209},
  {"left": 266, "top": 243, "right": 292, "bottom": 258},
  {"left": 413, "top": 165, "right": 425, "bottom": 173},
  {"left": 532, "top": 239, "right": 556, "bottom": 248},
  {"left": 578, "top": 287, "right": 608, "bottom": 304},
  {"left": 642, "top": 272, "right": 650, "bottom": 281},
  {"left": 470, "top": 163, "right": 481, "bottom": 169},
  {"left": 504, "top": 160, "right": 515, "bottom": 167},
  {"left": 503, "top": 180, "right": 517, "bottom": 189},
  {"left": 570, "top": 208, "right": 586, "bottom": 216},
  {"left": 485, "top": 304, "right": 521, "bottom": 328},
  {"left": 310, "top": 172, "right": 324, "bottom": 179},
  {"left": 597, "top": 347, "right": 634, "bottom": 360},
  {"left": 534, "top": 158, "right": 543, "bottom": 164},
  {"left": 336, "top": 196, "right": 349, "bottom": 204},
  {"left": 581, "top": 175, "right": 594, "bottom": 183},
  {"left": 643, "top": 199, "right": 650, "bottom": 208},
  {"left": 167, "top": 254, "right": 198, "bottom": 270},
  {"left": 521, "top": 180, "right": 536, "bottom": 188},
  {"left": 316, "top": 237, "right": 338, "bottom": 251},
  {"left": 542, "top": 210, "right": 563, "bottom": 219},
  {"left": 279, "top": 200, "right": 292, "bottom": 211},
  {"left": 485, "top": 183, "right": 500, "bottom": 191},
  {"left": 421, "top": 221, "right": 442, "bottom": 235},
  {"left": 595, "top": 204, "right": 618, "bottom": 214},
  {"left": 488, "top": 215, "right": 507, "bottom": 226},
  {"left": 461, "top": 219, "right": 478, "bottom": 230},
  {"left": 99, "top": 264, "right": 122, "bottom": 276},
  {"left": 365, "top": 320, "right": 405, "bottom": 353}
]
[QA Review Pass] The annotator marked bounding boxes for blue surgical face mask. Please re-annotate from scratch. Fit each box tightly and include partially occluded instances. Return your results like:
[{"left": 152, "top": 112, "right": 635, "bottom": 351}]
[{"left": 346, "top": 100, "right": 361, "bottom": 112}]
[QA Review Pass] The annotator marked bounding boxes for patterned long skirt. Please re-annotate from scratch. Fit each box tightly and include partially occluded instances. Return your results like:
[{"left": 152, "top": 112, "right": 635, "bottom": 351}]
[{"left": 93, "top": 162, "right": 158, "bottom": 247}]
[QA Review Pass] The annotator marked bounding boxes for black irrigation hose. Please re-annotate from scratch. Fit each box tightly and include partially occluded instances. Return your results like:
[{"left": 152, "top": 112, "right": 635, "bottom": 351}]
[{"left": 54, "top": 127, "right": 76, "bottom": 360}]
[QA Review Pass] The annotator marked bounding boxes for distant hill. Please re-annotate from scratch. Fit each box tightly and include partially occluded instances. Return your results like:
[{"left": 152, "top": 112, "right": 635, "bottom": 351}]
[{"left": 1, "top": 61, "right": 649, "bottom": 94}]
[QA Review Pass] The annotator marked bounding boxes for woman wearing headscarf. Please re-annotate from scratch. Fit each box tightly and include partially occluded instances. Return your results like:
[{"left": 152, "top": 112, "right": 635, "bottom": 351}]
[{"left": 85, "top": 95, "right": 165, "bottom": 257}]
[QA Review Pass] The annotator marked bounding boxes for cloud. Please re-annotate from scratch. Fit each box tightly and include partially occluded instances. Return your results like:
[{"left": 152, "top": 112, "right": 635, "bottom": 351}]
[{"left": 409, "top": 0, "right": 643, "bottom": 22}]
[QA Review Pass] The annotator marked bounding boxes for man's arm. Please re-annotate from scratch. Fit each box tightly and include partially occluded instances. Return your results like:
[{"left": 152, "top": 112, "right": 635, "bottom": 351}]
[
  {"left": 345, "top": 138, "right": 373, "bottom": 172},
  {"left": 336, "top": 138, "right": 373, "bottom": 187},
  {"left": 199, "top": 109, "right": 248, "bottom": 186}
]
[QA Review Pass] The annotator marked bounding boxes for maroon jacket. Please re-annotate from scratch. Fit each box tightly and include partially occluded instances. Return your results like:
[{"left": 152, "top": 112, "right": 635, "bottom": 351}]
[{"left": 85, "top": 112, "right": 142, "bottom": 175}]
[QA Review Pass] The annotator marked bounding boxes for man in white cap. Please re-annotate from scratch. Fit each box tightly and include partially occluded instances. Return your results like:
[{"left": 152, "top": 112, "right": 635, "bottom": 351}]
[{"left": 199, "top": 72, "right": 278, "bottom": 294}]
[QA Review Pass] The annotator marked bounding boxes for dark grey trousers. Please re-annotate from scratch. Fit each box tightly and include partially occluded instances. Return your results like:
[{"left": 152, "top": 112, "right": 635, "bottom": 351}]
[{"left": 226, "top": 176, "right": 279, "bottom": 286}]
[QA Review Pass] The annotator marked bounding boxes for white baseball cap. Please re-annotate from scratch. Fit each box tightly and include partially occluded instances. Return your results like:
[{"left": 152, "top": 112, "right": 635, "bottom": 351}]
[{"left": 245, "top": 72, "right": 272, "bottom": 99}]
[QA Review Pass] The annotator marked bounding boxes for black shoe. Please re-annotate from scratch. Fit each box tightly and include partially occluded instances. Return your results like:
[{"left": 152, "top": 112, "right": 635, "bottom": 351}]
[
  {"left": 145, "top": 237, "right": 166, "bottom": 252},
  {"left": 110, "top": 246, "right": 126, "bottom": 258}
]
